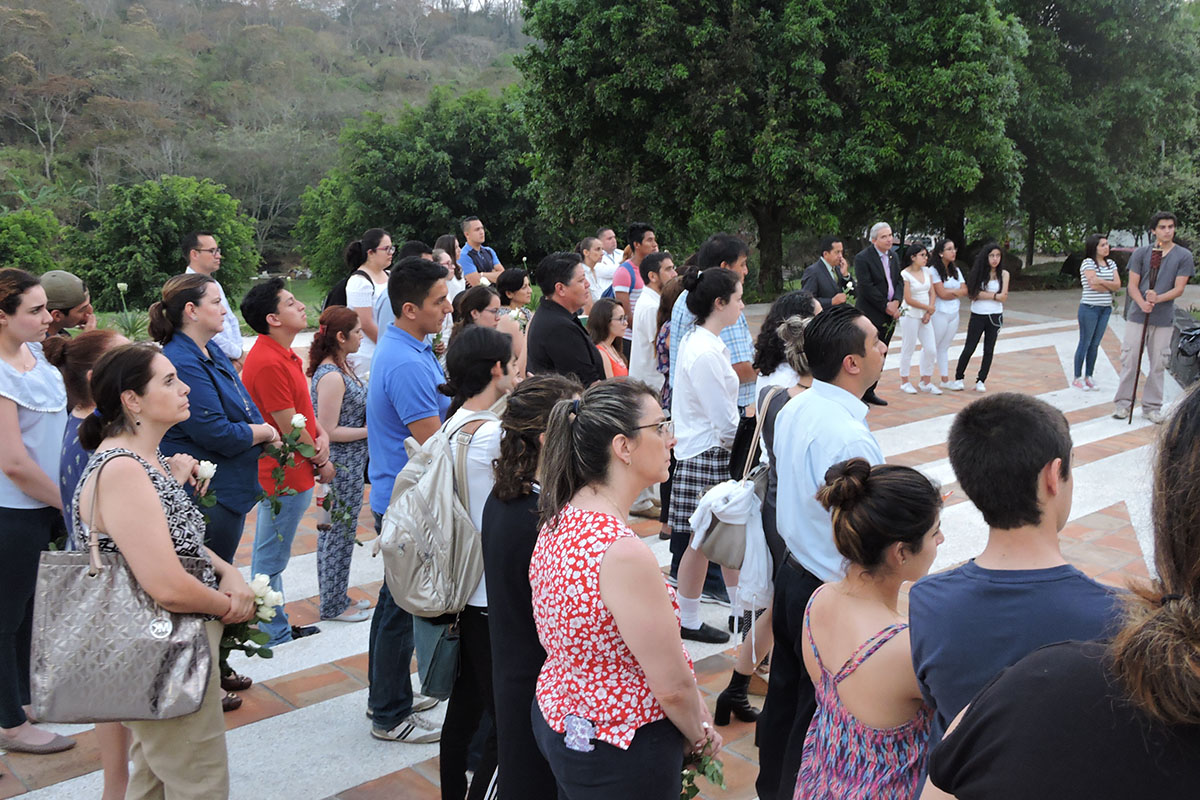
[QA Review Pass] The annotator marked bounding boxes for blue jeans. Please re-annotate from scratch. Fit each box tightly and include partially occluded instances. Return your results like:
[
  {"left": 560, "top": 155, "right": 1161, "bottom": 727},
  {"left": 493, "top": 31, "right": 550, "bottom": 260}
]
[
  {"left": 367, "top": 511, "right": 415, "bottom": 730},
  {"left": 204, "top": 501, "right": 247, "bottom": 565},
  {"left": 1075, "top": 303, "right": 1112, "bottom": 378},
  {"left": 251, "top": 488, "right": 314, "bottom": 647}
]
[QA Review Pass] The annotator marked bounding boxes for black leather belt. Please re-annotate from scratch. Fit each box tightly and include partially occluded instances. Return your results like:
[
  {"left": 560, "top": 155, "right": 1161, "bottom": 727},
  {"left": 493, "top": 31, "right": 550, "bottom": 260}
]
[{"left": 784, "top": 550, "right": 814, "bottom": 579}]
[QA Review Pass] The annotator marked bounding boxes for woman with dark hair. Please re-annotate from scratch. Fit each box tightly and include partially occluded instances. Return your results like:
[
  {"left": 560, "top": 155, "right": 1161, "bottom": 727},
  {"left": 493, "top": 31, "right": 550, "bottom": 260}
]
[
  {"left": 1073, "top": 233, "right": 1121, "bottom": 391},
  {"left": 925, "top": 385, "right": 1200, "bottom": 799},
  {"left": 926, "top": 240, "right": 967, "bottom": 390},
  {"left": 898, "top": 243, "right": 939, "bottom": 395},
  {"left": 795, "top": 458, "right": 943, "bottom": 800},
  {"left": 482, "top": 373, "right": 581, "bottom": 800},
  {"left": 653, "top": 276, "right": 687, "bottom": 542},
  {"left": 577, "top": 236, "right": 606, "bottom": 309},
  {"left": 343, "top": 227, "right": 394, "bottom": 378},
  {"left": 308, "top": 306, "right": 370, "bottom": 624},
  {"left": 0, "top": 269, "right": 72, "bottom": 755},
  {"left": 531, "top": 379, "right": 718, "bottom": 798},
  {"left": 437, "top": 325, "right": 516, "bottom": 800},
  {"left": 450, "top": 285, "right": 503, "bottom": 344},
  {"left": 753, "top": 290, "right": 820, "bottom": 393},
  {"left": 71, "top": 344, "right": 256, "bottom": 796},
  {"left": 952, "top": 243, "right": 1009, "bottom": 392},
  {"left": 497, "top": 268, "right": 534, "bottom": 331},
  {"left": 434, "top": 234, "right": 465, "bottom": 289},
  {"left": 671, "top": 268, "right": 743, "bottom": 646},
  {"left": 587, "top": 298, "right": 629, "bottom": 378}
]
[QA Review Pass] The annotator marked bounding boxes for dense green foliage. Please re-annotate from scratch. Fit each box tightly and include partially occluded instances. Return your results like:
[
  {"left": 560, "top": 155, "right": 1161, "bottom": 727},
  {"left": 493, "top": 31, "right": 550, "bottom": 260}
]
[
  {"left": 0, "top": 209, "right": 63, "bottom": 274},
  {"left": 296, "top": 87, "right": 551, "bottom": 287},
  {"left": 70, "top": 176, "right": 258, "bottom": 310}
]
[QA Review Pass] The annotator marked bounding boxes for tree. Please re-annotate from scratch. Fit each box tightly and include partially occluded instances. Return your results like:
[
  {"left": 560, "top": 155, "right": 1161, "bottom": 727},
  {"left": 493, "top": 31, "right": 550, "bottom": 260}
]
[
  {"left": 68, "top": 175, "right": 259, "bottom": 310},
  {"left": 2, "top": 75, "right": 91, "bottom": 179},
  {"left": 519, "top": 0, "right": 1024, "bottom": 293},
  {"left": 0, "top": 208, "right": 62, "bottom": 273},
  {"left": 295, "top": 87, "right": 550, "bottom": 287}
]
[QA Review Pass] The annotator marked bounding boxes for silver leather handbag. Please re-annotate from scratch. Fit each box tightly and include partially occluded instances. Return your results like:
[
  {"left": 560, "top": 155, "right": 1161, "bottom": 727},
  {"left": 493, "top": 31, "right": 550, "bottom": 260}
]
[{"left": 30, "top": 455, "right": 213, "bottom": 723}]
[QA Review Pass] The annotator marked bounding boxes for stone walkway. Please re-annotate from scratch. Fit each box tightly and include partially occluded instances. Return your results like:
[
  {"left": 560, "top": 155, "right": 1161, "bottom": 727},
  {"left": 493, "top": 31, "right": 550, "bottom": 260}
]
[{"left": 2, "top": 294, "right": 1180, "bottom": 799}]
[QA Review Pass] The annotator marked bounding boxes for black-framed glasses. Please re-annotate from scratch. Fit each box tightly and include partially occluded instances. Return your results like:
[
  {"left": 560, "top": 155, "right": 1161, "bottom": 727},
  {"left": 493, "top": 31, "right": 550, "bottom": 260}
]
[
  {"left": 194, "top": 247, "right": 221, "bottom": 256},
  {"left": 634, "top": 418, "right": 674, "bottom": 438}
]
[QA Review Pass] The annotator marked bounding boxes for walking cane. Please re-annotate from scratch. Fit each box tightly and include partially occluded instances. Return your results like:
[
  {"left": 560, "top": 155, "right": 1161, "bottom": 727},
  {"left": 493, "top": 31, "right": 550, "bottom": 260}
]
[{"left": 1128, "top": 245, "right": 1163, "bottom": 424}]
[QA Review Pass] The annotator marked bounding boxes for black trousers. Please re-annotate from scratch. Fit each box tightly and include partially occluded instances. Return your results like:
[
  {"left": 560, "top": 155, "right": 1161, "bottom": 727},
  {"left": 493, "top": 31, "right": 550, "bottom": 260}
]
[
  {"left": 755, "top": 554, "right": 823, "bottom": 800},
  {"left": 865, "top": 312, "right": 896, "bottom": 398},
  {"left": 955, "top": 312, "right": 1002, "bottom": 382},
  {"left": 0, "top": 506, "right": 58, "bottom": 728},
  {"left": 658, "top": 450, "right": 676, "bottom": 524},
  {"left": 441, "top": 605, "right": 498, "bottom": 800},
  {"left": 533, "top": 713, "right": 685, "bottom": 800}
]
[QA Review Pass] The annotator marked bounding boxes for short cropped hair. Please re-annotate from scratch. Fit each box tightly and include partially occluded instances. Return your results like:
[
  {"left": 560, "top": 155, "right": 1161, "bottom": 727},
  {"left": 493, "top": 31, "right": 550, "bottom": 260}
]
[
  {"left": 239, "top": 277, "right": 285, "bottom": 335},
  {"left": 947, "top": 393, "right": 1072, "bottom": 529},
  {"left": 819, "top": 235, "right": 843, "bottom": 256},
  {"left": 387, "top": 256, "right": 448, "bottom": 317},
  {"left": 536, "top": 251, "right": 583, "bottom": 296},
  {"left": 802, "top": 303, "right": 867, "bottom": 383}
]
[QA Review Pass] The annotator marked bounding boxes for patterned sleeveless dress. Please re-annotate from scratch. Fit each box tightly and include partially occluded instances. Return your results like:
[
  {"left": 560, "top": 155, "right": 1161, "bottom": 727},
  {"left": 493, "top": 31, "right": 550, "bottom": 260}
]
[{"left": 794, "top": 585, "right": 932, "bottom": 800}]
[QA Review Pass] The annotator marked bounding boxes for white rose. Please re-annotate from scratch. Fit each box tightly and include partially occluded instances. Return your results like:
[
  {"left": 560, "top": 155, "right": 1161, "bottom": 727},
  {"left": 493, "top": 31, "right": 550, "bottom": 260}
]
[
  {"left": 116, "top": 282, "right": 129, "bottom": 293},
  {"left": 479, "top": 276, "right": 491, "bottom": 286},
  {"left": 249, "top": 574, "right": 271, "bottom": 596},
  {"left": 264, "top": 589, "right": 285, "bottom": 609},
  {"left": 196, "top": 460, "right": 217, "bottom": 481},
  {"left": 255, "top": 604, "right": 276, "bottom": 623},
  {"left": 290, "top": 413, "right": 306, "bottom": 429}
]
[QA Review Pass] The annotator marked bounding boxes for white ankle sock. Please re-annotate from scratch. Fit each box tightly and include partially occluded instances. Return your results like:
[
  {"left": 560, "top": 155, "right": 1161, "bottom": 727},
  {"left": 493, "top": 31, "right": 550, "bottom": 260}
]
[
  {"left": 678, "top": 594, "right": 701, "bottom": 630},
  {"left": 727, "top": 584, "right": 739, "bottom": 616}
]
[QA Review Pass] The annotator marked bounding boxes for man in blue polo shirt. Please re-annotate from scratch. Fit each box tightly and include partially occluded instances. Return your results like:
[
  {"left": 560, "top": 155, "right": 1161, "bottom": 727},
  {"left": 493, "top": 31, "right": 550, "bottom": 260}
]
[
  {"left": 365, "top": 255, "right": 453, "bottom": 744},
  {"left": 458, "top": 215, "right": 505, "bottom": 287}
]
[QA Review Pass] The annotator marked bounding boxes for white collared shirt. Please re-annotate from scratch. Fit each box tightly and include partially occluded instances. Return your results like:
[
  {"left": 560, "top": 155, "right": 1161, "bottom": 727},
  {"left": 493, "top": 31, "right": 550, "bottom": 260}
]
[
  {"left": 673, "top": 326, "right": 739, "bottom": 460},
  {"left": 595, "top": 250, "right": 621, "bottom": 296},
  {"left": 774, "top": 379, "right": 884, "bottom": 581},
  {"left": 629, "top": 285, "right": 662, "bottom": 391},
  {"left": 185, "top": 267, "right": 242, "bottom": 360}
]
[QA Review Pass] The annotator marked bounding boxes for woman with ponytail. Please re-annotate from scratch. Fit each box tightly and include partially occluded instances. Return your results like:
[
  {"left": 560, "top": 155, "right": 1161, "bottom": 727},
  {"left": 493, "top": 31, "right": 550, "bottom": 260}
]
[
  {"left": 343, "top": 227, "right": 394, "bottom": 378},
  {"left": 72, "top": 344, "right": 255, "bottom": 796},
  {"left": 307, "top": 307, "right": 369, "bottom": 623},
  {"left": 531, "top": 379, "right": 719, "bottom": 799},
  {"left": 925, "top": 386, "right": 1200, "bottom": 799},
  {"left": 795, "top": 458, "right": 943, "bottom": 800},
  {"left": 0, "top": 269, "right": 73, "bottom": 755}
]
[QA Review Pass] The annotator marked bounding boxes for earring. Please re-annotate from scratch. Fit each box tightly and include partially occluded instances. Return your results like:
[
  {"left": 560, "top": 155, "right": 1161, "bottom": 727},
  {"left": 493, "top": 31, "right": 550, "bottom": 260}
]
[{"left": 134, "top": 415, "right": 141, "bottom": 427}]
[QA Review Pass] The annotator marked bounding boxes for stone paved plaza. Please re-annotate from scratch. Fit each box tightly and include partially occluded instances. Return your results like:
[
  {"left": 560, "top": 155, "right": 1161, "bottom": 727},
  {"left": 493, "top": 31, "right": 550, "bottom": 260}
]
[{"left": 2, "top": 289, "right": 1185, "bottom": 799}]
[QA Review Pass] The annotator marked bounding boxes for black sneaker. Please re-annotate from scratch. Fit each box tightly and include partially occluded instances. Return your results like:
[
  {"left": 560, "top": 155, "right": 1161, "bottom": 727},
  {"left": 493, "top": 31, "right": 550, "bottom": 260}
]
[
  {"left": 681, "top": 623, "right": 731, "bottom": 644},
  {"left": 290, "top": 624, "right": 321, "bottom": 640}
]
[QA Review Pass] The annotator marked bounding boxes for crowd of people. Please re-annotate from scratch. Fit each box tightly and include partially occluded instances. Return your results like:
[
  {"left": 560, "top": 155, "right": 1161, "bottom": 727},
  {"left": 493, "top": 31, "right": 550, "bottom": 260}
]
[{"left": 0, "top": 210, "right": 1197, "bottom": 800}]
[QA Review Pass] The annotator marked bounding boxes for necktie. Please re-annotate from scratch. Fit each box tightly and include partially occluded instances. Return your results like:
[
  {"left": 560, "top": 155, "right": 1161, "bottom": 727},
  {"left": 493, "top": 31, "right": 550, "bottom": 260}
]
[{"left": 881, "top": 251, "right": 894, "bottom": 302}]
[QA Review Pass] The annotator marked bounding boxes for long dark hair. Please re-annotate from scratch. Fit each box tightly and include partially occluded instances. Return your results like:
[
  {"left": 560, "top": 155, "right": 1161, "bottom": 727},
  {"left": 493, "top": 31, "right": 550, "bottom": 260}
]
[
  {"left": 1084, "top": 233, "right": 1109, "bottom": 264},
  {"left": 932, "top": 238, "right": 956, "bottom": 282},
  {"left": 434, "top": 234, "right": 462, "bottom": 280},
  {"left": 493, "top": 374, "right": 582, "bottom": 502},
  {"left": 538, "top": 379, "right": 659, "bottom": 527},
  {"left": 656, "top": 276, "right": 685, "bottom": 334},
  {"left": 450, "top": 285, "right": 499, "bottom": 344},
  {"left": 752, "top": 290, "right": 817, "bottom": 376},
  {"left": 344, "top": 228, "right": 389, "bottom": 271},
  {"left": 587, "top": 298, "right": 621, "bottom": 345},
  {"left": 0, "top": 268, "right": 40, "bottom": 317},
  {"left": 79, "top": 344, "right": 159, "bottom": 450},
  {"left": 966, "top": 243, "right": 1002, "bottom": 299},
  {"left": 43, "top": 329, "right": 126, "bottom": 410},
  {"left": 307, "top": 306, "right": 359, "bottom": 377}
]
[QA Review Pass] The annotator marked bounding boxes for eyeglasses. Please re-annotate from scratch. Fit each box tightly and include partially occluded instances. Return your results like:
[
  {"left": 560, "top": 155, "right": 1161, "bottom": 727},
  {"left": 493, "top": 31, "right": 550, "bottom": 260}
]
[
  {"left": 612, "top": 315, "right": 627, "bottom": 323},
  {"left": 634, "top": 418, "right": 674, "bottom": 438},
  {"left": 194, "top": 247, "right": 220, "bottom": 256},
  {"left": 485, "top": 307, "right": 506, "bottom": 317},
  {"left": 374, "top": 245, "right": 397, "bottom": 254}
]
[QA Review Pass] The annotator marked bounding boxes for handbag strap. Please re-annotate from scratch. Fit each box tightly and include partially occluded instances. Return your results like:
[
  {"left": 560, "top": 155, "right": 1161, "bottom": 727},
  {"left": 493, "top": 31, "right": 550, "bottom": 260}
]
[
  {"left": 739, "top": 386, "right": 785, "bottom": 481},
  {"left": 83, "top": 452, "right": 139, "bottom": 576}
]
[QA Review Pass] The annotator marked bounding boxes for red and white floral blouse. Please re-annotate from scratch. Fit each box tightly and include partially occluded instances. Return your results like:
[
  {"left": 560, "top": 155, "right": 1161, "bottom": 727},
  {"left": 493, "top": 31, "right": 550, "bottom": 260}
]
[{"left": 529, "top": 504, "right": 693, "bottom": 750}]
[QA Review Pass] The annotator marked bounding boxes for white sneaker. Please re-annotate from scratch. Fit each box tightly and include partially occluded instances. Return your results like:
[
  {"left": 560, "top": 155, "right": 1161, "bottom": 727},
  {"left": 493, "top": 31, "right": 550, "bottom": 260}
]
[
  {"left": 918, "top": 382, "right": 943, "bottom": 395},
  {"left": 900, "top": 383, "right": 918, "bottom": 394},
  {"left": 413, "top": 693, "right": 439, "bottom": 712},
  {"left": 975, "top": 381, "right": 987, "bottom": 392},
  {"left": 371, "top": 711, "right": 442, "bottom": 743},
  {"left": 1072, "top": 378, "right": 1087, "bottom": 390},
  {"left": 1145, "top": 408, "right": 1166, "bottom": 425},
  {"left": 944, "top": 380, "right": 964, "bottom": 391}
]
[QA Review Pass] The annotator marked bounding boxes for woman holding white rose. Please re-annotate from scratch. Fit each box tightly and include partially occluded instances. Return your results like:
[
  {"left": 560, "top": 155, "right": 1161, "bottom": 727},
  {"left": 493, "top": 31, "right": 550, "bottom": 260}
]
[{"left": 72, "top": 343, "right": 257, "bottom": 799}]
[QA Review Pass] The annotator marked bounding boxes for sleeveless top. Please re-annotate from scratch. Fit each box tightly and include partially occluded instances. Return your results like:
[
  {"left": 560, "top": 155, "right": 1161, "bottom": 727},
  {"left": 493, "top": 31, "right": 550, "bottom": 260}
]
[
  {"left": 70, "top": 448, "right": 218, "bottom": 590},
  {"left": 311, "top": 363, "right": 367, "bottom": 451},
  {"left": 970, "top": 278, "right": 1003, "bottom": 315},
  {"left": 900, "top": 269, "right": 932, "bottom": 318},
  {"left": 796, "top": 585, "right": 932, "bottom": 800},
  {"left": 596, "top": 343, "right": 628, "bottom": 377},
  {"left": 529, "top": 505, "right": 693, "bottom": 749}
]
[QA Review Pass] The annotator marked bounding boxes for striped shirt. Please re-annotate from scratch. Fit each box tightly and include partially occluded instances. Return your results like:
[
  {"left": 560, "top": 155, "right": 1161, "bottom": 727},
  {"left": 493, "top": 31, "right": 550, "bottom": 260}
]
[{"left": 1079, "top": 258, "right": 1116, "bottom": 307}]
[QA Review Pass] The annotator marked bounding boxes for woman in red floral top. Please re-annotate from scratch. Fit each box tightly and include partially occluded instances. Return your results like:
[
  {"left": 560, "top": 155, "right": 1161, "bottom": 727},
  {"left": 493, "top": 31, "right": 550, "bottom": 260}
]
[{"left": 529, "top": 379, "right": 722, "bottom": 798}]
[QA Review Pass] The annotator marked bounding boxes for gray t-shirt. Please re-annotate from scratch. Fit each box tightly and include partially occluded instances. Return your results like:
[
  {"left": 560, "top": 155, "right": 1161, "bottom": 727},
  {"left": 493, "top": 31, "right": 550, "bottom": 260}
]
[{"left": 1128, "top": 244, "right": 1195, "bottom": 326}]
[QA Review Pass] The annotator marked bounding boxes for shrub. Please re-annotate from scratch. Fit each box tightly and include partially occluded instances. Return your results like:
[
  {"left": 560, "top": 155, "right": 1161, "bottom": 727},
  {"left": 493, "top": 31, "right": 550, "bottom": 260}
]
[{"left": 0, "top": 208, "right": 62, "bottom": 273}]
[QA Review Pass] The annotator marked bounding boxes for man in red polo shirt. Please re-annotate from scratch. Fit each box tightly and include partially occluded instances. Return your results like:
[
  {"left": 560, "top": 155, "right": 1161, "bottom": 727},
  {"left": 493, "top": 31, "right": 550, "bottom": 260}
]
[{"left": 239, "top": 277, "right": 334, "bottom": 646}]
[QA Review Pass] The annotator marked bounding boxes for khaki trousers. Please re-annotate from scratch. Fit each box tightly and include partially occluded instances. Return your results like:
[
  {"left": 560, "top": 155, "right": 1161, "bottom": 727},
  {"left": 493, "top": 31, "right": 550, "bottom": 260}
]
[
  {"left": 124, "top": 620, "right": 229, "bottom": 800},
  {"left": 1113, "top": 321, "right": 1173, "bottom": 413}
]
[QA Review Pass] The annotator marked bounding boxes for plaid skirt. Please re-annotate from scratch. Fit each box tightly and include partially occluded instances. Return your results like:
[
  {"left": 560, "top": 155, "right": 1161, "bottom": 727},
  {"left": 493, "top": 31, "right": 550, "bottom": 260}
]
[{"left": 668, "top": 446, "right": 731, "bottom": 537}]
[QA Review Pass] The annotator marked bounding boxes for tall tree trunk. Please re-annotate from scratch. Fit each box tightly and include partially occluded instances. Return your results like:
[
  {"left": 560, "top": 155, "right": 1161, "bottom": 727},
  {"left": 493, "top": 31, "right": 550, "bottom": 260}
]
[
  {"left": 751, "top": 203, "right": 784, "bottom": 297},
  {"left": 1023, "top": 210, "right": 1037, "bottom": 277},
  {"left": 943, "top": 205, "right": 965, "bottom": 251}
]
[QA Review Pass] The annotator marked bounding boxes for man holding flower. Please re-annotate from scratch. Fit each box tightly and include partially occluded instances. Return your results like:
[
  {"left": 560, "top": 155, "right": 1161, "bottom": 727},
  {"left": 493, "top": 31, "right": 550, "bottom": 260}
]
[{"left": 240, "top": 278, "right": 333, "bottom": 647}]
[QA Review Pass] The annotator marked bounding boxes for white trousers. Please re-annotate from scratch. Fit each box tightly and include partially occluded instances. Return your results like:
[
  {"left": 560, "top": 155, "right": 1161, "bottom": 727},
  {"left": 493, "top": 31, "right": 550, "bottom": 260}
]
[
  {"left": 899, "top": 314, "right": 936, "bottom": 381},
  {"left": 923, "top": 310, "right": 959, "bottom": 378}
]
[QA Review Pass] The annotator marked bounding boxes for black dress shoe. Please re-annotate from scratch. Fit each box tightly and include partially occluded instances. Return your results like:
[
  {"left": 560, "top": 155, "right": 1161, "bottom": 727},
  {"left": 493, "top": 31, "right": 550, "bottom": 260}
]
[
  {"left": 290, "top": 624, "right": 321, "bottom": 639},
  {"left": 864, "top": 392, "right": 888, "bottom": 406},
  {"left": 680, "top": 622, "right": 731, "bottom": 644}
]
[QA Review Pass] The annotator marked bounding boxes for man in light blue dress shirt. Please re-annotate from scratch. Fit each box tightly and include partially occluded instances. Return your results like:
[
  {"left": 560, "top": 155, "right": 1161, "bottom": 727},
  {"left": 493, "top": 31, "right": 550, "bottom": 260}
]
[
  {"left": 183, "top": 231, "right": 244, "bottom": 368},
  {"left": 755, "top": 303, "right": 888, "bottom": 800}
]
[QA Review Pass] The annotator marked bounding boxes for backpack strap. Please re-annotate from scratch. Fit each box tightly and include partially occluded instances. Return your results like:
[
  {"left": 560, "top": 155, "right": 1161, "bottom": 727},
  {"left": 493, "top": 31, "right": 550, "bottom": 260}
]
[
  {"left": 738, "top": 385, "right": 784, "bottom": 481},
  {"left": 445, "top": 411, "right": 499, "bottom": 507}
]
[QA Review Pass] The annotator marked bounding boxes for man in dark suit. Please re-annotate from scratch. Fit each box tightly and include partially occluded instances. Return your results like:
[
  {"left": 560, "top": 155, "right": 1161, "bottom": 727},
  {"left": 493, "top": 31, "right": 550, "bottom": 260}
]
[
  {"left": 853, "top": 221, "right": 902, "bottom": 405},
  {"left": 801, "top": 235, "right": 850, "bottom": 310}
]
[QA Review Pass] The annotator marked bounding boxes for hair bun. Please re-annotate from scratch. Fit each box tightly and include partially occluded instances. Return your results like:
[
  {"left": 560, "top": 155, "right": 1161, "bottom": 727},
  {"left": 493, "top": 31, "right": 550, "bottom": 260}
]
[{"left": 819, "top": 457, "right": 872, "bottom": 511}]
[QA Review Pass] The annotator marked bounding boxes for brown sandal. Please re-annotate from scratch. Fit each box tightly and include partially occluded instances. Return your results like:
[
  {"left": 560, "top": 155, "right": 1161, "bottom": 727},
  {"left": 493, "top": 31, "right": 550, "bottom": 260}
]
[
  {"left": 221, "top": 692, "right": 243, "bottom": 713},
  {"left": 220, "top": 671, "right": 253, "bottom": 692}
]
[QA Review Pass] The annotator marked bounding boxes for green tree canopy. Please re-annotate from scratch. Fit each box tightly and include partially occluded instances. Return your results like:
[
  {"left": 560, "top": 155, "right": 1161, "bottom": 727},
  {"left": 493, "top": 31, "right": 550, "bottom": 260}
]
[
  {"left": 0, "top": 208, "right": 63, "bottom": 274},
  {"left": 519, "top": 0, "right": 1025, "bottom": 292},
  {"left": 295, "top": 87, "right": 550, "bottom": 288},
  {"left": 68, "top": 175, "right": 259, "bottom": 310}
]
